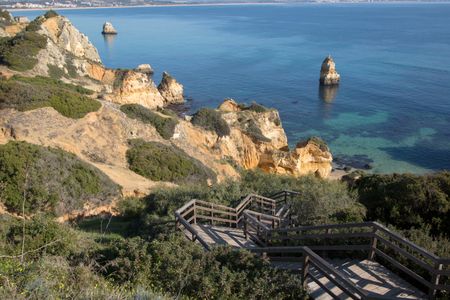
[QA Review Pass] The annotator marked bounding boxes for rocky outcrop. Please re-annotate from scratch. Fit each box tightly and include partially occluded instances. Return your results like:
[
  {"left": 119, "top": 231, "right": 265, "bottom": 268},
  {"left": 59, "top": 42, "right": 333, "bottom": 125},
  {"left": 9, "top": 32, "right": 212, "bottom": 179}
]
[
  {"left": 158, "top": 72, "right": 184, "bottom": 104},
  {"left": 0, "top": 102, "right": 238, "bottom": 195},
  {"left": 135, "top": 64, "right": 153, "bottom": 75},
  {"left": 40, "top": 15, "right": 101, "bottom": 63},
  {"left": 320, "top": 55, "right": 340, "bottom": 86},
  {"left": 104, "top": 70, "right": 166, "bottom": 109},
  {"left": 102, "top": 22, "right": 117, "bottom": 35},
  {"left": 2, "top": 13, "right": 183, "bottom": 109},
  {"left": 176, "top": 99, "right": 333, "bottom": 178}
]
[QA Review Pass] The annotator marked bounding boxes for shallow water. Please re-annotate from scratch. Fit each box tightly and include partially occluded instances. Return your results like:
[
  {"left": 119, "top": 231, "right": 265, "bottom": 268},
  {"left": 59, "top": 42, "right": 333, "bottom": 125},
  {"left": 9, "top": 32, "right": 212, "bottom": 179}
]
[{"left": 17, "top": 3, "right": 450, "bottom": 173}]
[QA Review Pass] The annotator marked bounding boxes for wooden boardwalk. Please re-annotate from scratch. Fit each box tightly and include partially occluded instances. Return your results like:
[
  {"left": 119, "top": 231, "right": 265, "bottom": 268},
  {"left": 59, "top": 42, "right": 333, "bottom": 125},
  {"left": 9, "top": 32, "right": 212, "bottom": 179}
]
[
  {"left": 175, "top": 192, "right": 449, "bottom": 299},
  {"left": 190, "top": 224, "right": 257, "bottom": 248},
  {"left": 272, "top": 259, "right": 426, "bottom": 299},
  {"left": 188, "top": 225, "right": 426, "bottom": 299}
]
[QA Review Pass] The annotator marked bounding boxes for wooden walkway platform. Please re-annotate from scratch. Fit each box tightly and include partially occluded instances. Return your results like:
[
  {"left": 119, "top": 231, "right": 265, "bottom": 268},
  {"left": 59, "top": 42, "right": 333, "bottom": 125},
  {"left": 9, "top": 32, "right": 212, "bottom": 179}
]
[
  {"left": 190, "top": 224, "right": 257, "bottom": 248},
  {"left": 175, "top": 191, "right": 449, "bottom": 299},
  {"left": 272, "top": 259, "right": 426, "bottom": 299}
]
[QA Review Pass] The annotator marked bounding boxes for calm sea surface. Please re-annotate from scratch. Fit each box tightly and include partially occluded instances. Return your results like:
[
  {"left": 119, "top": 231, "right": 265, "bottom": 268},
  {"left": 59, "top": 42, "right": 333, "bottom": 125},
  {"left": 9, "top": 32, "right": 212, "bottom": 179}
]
[{"left": 17, "top": 4, "right": 450, "bottom": 173}]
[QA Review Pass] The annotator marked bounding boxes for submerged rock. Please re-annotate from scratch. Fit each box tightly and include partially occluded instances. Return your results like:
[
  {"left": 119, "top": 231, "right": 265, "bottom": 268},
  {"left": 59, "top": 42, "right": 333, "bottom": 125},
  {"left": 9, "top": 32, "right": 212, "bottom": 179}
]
[
  {"left": 102, "top": 22, "right": 117, "bottom": 35},
  {"left": 158, "top": 72, "right": 184, "bottom": 104},
  {"left": 320, "top": 55, "right": 340, "bottom": 86}
]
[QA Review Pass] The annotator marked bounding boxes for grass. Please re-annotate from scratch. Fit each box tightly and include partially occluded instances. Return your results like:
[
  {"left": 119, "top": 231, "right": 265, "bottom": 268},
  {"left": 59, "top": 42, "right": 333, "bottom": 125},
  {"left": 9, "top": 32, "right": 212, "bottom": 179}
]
[
  {"left": 191, "top": 108, "right": 230, "bottom": 137},
  {"left": 0, "top": 75, "right": 100, "bottom": 119},
  {"left": 120, "top": 104, "right": 178, "bottom": 140},
  {"left": 126, "top": 139, "right": 215, "bottom": 184},
  {"left": 0, "top": 141, "right": 121, "bottom": 215}
]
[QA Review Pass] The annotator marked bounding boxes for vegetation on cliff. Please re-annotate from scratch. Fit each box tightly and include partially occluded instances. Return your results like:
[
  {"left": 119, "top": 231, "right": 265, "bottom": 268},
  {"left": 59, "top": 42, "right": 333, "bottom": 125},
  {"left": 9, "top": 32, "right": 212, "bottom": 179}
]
[
  {"left": 191, "top": 107, "right": 230, "bottom": 137},
  {"left": 0, "top": 141, "right": 120, "bottom": 215},
  {"left": 120, "top": 104, "right": 178, "bottom": 140},
  {"left": 0, "top": 31, "right": 47, "bottom": 71},
  {"left": 126, "top": 139, "right": 215, "bottom": 185},
  {"left": 0, "top": 76, "right": 100, "bottom": 118},
  {"left": 354, "top": 172, "right": 450, "bottom": 238}
]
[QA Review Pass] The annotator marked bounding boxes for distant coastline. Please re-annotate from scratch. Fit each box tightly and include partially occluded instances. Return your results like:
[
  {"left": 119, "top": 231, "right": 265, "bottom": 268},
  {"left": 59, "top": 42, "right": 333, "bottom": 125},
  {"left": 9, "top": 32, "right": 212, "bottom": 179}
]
[{"left": 6, "top": 1, "right": 450, "bottom": 12}]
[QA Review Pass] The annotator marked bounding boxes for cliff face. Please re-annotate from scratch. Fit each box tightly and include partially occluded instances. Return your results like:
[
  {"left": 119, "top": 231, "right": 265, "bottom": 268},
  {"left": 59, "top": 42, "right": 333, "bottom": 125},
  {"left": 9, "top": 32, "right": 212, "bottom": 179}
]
[
  {"left": 0, "top": 103, "right": 238, "bottom": 196},
  {"left": 40, "top": 15, "right": 101, "bottom": 63},
  {"left": 176, "top": 99, "right": 333, "bottom": 178},
  {"left": 1, "top": 13, "right": 183, "bottom": 110}
]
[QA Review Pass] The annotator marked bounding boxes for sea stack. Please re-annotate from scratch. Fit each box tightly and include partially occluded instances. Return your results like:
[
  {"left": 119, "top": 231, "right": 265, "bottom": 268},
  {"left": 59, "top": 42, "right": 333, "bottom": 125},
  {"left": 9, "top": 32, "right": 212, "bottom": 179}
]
[
  {"left": 319, "top": 55, "right": 340, "bottom": 86},
  {"left": 102, "top": 22, "right": 117, "bottom": 35}
]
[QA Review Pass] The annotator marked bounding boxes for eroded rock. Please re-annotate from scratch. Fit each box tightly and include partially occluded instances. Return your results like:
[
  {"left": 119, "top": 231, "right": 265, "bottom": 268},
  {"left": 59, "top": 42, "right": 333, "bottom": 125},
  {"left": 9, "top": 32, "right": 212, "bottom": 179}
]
[
  {"left": 158, "top": 72, "right": 184, "bottom": 104},
  {"left": 102, "top": 22, "right": 117, "bottom": 35},
  {"left": 320, "top": 55, "right": 340, "bottom": 86}
]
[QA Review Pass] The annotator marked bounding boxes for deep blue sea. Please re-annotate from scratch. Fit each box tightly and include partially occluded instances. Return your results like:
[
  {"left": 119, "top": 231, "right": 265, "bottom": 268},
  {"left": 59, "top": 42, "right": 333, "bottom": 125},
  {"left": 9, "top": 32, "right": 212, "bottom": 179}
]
[{"left": 16, "top": 4, "right": 450, "bottom": 174}]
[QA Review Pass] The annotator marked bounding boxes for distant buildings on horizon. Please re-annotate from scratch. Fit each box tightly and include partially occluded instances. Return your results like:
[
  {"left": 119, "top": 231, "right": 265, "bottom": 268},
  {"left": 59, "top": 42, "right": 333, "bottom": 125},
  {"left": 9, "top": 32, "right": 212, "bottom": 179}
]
[{"left": 2, "top": 0, "right": 450, "bottom": 10}]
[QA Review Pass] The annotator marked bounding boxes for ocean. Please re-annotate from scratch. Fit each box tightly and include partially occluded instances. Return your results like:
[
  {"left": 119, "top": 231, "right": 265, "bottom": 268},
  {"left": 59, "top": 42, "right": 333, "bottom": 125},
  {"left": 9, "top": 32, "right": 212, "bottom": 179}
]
[{"left": 16, "top": 3, "right": 450, "bottom": 173}]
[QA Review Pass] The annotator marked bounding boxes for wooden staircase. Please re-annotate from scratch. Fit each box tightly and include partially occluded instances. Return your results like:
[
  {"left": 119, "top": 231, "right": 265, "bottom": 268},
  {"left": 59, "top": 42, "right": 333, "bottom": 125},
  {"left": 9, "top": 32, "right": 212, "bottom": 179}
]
[{"left": 175, "top": 191, "right": 450, "bottom": 299}]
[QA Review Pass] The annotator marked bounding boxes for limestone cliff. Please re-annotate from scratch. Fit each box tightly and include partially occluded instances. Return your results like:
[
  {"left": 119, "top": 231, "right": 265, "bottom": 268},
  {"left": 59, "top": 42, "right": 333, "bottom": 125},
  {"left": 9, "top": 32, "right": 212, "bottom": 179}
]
[
  {"left": 0, "top": 12, "right": 183, "bottom": 109},
  {"left": 176, "top": 99, "right": 333, "bottom": 178},
  {"left": 158, "top": 72, "right": 184, "bottom": 104},
  {"left": 0, "top": 102, "right": 238, "bottom": 196}
]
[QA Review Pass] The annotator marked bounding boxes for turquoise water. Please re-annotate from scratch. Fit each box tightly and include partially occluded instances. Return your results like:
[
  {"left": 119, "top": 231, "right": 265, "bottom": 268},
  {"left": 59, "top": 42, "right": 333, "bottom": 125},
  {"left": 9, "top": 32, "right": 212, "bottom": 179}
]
[{"left": 17, "top": 4, "right": 450, "bottom": 173}]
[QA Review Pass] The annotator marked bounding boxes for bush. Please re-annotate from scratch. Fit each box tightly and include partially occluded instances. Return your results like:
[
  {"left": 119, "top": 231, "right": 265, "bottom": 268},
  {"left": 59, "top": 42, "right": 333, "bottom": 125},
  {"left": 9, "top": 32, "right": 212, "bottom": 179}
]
[
  {"left": 355, "top": 172, "right": 450, "bottom": 237},
  {"left": 244, "top": 119, "right": 271, "bottom": 143},
  {"left": 0, "top": 31, "right": 47, "bottom": 71},
  {"left": 0, "top": 141, "right": 120, "bottom": 215},
  {"left": 0, "top": 75, "right": 100, "bottom": 118},
  {"left": 126, "top": 139, "right": 215, "bottom": 185},
  {"left": 120, "top": 104, "right": 178, "bottom": 140},
  {"left": 44, "top": 10, "right": 58, "bottom": 19},
  {"left": 149, "top": 234, "right": 306, "bottom": 300},
  {"left": 240, "top": 101, "right": 273, "bottom": 113},
  {"left": 191, "top": 108, "right": 230, "bottom": 137}
]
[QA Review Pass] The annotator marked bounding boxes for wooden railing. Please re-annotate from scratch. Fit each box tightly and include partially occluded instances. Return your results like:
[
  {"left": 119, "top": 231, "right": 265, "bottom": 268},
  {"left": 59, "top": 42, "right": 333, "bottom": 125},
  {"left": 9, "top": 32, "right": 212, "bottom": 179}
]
[
  {"left": 251, "top": 246, "right": 369, "bottom": 299},
  {"left": 175, "top": 191, "right": 450, "bottom": 299},
  {"left": 243, "top": 215, "right": 450, "bottom": 298}
]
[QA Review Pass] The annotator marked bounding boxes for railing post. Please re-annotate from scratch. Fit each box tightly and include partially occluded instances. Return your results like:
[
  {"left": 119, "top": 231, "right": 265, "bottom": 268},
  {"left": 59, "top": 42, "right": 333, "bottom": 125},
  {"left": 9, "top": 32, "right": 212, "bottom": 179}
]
[
  {"left": 193, "top": 203, "right": 197, "bottom": 225},
  {"left": 302, "top": 254, "right": 310, "bottom": 289},
  {"left": 368, "top": 228, "right": 378, "bottom": 261},
  {"left": 243, "top": 215, "right": 248, "bottom": 239},
  {"left": 175, "top": 216, "right": 179, "bottom": 232},
  {"left": 429, "top": 261, "right": 443, "bottom": 299}
]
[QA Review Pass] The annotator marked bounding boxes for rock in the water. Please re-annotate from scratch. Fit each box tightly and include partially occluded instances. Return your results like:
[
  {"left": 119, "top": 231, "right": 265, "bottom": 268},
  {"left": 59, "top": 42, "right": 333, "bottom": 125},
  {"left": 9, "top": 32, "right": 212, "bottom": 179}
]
[
  {"left": 158, "top": 72, "right": 184, "bottom": 104},
  {"left": 320, "top": 55, "right": 340, "bottom": 86},
  {"left": 102, "top": 22, "right": 117, "bottom": 35},
  {"left": 135, "top": 64, "right": 153, "bottom": 75}
]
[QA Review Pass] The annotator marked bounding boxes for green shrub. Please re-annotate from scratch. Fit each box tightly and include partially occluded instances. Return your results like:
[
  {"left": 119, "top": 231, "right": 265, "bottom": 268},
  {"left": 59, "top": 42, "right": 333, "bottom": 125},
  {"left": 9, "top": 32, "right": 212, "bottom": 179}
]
[
  {"left": 44, "top": 10, "right": 59, "bottom": 19},
  {"left": 0, "top": 76, "right": 100, "bottom": 118},
  {"left": 149, "top": 234, "right": 306, "bottom": 300},
  {"left": 244, "top": 119, "right": 271, "bottom": 143},
  {"left": 242, "top": 102, "right": 272, "bottom": 113},
  {"left": 191, "top": 107, "right": 230, "bottom": 137},
  {"left": 0, "top": 31, "right": 47, "bottom": 71},
  {"left": 120, "top": 104, "right": 178, "bottom": 139},
  {"left": 126, "top": 139, "right": 215, "bottom": 184},
  {"left": 355, "top": 172, "right": 450, "bottom": 237},
  {"left": 47, "top": 64, "right": 65, "bottom": 79},
  {"left": 0, "top": 141, "right": 120, "bottom": 215}
]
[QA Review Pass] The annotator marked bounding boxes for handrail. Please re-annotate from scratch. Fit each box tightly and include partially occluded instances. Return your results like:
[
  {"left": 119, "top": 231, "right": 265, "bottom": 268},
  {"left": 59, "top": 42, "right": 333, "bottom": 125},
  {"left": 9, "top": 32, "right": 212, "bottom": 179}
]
[
  {"left": 250, "top": 246, "right": 368, "bottom": 299},
  {"left": 175, "top": 191, "right": 450, "bottom": 298}
]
